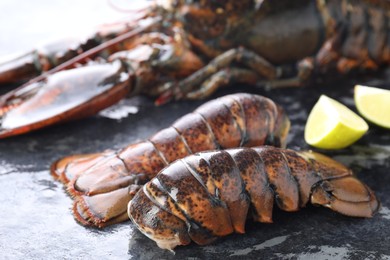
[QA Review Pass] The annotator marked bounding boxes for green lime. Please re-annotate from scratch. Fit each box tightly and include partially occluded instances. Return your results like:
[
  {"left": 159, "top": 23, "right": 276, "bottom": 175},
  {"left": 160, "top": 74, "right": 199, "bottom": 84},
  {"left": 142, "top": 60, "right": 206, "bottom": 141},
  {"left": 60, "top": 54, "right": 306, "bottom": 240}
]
[
  {"left": 304, "top": 95, "right": 368, "bottom": 149},
  {"left": 354, "top": 85, "right": 390, "bottom": 129}
]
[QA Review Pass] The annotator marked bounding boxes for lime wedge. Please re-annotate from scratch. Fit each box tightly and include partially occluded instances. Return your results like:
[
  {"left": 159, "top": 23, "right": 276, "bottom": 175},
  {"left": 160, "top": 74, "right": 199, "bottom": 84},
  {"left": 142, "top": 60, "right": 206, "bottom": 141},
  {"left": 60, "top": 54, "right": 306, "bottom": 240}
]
[
  {"left": 304, "top": 95, "right": 368, "bottom": 149},
  {"left": 354, "top": 85, "right": 390, "bottom": 129}
]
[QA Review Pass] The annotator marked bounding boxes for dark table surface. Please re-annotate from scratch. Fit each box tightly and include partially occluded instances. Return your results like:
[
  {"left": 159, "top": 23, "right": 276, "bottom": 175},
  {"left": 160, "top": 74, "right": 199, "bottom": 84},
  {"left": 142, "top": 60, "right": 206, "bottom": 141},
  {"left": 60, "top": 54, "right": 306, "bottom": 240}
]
[{"left": 1, "top": 1, "right": 390, "bottom": 259}]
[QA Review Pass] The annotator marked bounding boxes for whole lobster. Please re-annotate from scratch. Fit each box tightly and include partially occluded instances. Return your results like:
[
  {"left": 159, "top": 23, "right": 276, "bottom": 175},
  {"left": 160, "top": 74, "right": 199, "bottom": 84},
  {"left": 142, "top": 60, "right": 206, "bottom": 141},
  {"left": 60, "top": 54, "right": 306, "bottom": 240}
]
[
  {"left": 129, "top": 146, "right": 380, "bottom": 251},
  {"left": 51, "top": 93, "right": 290, "bottom": 227},
  {"left": 1, "top": 0, "right": 389, "bottom": 138}
]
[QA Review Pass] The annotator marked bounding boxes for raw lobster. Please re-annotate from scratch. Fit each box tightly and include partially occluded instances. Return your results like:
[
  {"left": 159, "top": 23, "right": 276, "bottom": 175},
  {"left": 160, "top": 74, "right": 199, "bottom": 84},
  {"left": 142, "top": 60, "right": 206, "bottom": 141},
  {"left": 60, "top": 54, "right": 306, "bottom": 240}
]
[
  {"left": 129, "top": 146, "right": 380, "bottom": 250},
  {"left": 1, "top": 0, "right": 389, "bottom": 138},
  {"left": 51, "top": 93, "right": 290, "bottom": 227}
]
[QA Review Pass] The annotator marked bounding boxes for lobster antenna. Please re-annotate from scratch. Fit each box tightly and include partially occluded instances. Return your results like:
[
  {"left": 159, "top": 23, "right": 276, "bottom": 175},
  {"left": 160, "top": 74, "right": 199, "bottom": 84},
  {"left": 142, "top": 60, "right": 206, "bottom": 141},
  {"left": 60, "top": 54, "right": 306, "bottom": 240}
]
[{"left": 0, "top": 16, "right": 162, "bottom": 105}]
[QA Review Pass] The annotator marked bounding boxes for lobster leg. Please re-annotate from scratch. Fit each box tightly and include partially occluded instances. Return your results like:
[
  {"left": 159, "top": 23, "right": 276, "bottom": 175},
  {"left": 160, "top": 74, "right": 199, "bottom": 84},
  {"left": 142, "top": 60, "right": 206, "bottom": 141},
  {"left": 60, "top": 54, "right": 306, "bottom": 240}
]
[
  {"left": 185, "top": 68, "right": 260, "bottom": 100},
  {"left": 315, "top": 38, "right": 379, "bottom": 74},
  {"left": 156, "top": 47, "right": 278, "bottom": 103},
  {"left": 157, "top": 47, "right": 319, "bottom": 103},
  {"left": 184, "top": 60, "right": 315, "bottom": 99}
]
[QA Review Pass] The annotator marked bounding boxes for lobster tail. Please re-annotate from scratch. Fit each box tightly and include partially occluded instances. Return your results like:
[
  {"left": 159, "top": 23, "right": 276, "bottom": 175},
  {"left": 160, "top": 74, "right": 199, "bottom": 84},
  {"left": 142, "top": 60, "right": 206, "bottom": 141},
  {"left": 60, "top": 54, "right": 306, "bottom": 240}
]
[
  {"left": 128, "top": 147, "right": 379, "bottom": 250},
  {"left": 51, "top": 93, "right": 289, "bottom": 227}
]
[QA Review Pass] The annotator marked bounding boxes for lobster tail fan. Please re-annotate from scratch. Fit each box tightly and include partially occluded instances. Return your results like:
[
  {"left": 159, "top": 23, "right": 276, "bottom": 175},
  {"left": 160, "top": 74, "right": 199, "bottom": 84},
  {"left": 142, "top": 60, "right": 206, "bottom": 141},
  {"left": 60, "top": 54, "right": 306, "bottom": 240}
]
[{"left": 310, "top": 176, "right": 380, "bottom": 218}]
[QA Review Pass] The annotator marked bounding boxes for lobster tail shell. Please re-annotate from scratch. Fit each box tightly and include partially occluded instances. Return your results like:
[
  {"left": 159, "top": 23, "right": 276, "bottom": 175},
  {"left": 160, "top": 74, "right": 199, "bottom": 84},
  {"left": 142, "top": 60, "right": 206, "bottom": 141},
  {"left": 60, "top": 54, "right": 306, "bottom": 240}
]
[
  {"left": 128, "top": 147, "right": 379, "bottom": 250},
  {"left": 51, "top": 93, "right": 290, "bottom": 227}
]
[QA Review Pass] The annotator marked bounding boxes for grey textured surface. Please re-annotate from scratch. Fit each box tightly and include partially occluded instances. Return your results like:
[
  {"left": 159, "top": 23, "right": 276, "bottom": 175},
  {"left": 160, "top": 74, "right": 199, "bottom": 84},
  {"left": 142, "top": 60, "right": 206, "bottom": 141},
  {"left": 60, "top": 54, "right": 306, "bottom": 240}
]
[{"left": 1, "top": 1, "right": 390, "bottom": 259}]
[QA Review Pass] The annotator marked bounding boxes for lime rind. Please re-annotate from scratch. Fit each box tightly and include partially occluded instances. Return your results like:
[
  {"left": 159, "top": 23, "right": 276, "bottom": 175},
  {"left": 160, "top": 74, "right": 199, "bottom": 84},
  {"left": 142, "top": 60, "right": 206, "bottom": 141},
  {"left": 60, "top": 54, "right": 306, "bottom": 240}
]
[{"left": 355, "top": 85, "right": 387, "bottom": 95}]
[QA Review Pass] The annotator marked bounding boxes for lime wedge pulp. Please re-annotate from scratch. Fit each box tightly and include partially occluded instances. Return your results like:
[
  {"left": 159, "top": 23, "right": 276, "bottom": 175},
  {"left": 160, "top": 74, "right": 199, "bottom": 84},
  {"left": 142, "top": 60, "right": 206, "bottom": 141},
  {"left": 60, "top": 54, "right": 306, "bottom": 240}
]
[
  {"left": 304, "top": 95, "right": 369, "bottom": 149},
  {"left": 354, "top": 85, "right": 390, "bottom": 129}
]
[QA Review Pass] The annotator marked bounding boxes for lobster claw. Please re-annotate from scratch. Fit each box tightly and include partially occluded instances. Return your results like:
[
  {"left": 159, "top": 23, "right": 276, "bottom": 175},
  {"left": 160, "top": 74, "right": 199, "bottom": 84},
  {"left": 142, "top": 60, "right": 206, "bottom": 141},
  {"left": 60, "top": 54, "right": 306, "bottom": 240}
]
[{"left": 0, "top": 60, "right": 132, "bottom": 138}]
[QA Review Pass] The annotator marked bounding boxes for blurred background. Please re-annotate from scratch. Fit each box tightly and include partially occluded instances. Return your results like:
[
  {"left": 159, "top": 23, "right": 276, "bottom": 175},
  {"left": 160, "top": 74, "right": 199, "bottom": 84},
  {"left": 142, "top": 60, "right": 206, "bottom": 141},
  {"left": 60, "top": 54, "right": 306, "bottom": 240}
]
[{"left": 0, "top": 0, "right": 148, "bottom": 56}]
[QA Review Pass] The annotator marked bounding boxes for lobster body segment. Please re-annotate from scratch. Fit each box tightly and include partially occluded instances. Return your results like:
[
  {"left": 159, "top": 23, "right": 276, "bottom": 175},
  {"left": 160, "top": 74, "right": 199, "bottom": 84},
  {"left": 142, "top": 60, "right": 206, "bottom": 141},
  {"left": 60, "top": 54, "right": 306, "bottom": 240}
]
[
  {"left": 129, "top": 146, "right": 380, "bottom": 250},
  {"left": 51, "top": 93, "right": 290, "bottom": 227},
  {"left": 229, "top": 1, "right": 325, "bottom": 64}
]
